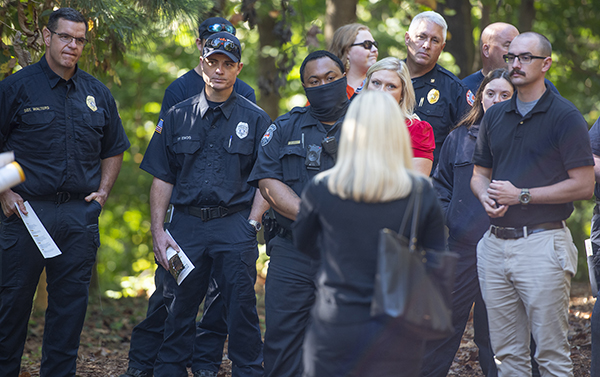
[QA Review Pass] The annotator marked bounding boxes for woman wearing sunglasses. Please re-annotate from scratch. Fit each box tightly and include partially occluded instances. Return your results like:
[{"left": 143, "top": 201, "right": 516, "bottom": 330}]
[
  {"left": 364, "top": 57, "right": 435, "bottom": 176},
  {"left": 329, "top": 23, "right": 379, "bottom": 98}
]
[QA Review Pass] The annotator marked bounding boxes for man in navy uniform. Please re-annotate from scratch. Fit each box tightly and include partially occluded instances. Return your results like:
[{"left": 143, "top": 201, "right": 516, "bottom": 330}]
[
  {"left": 139, "top": 32, "right": 269, "bottom": 376},
  {"left": 404, "top": 10, "right": 472, "bottom": 169},
  {"left": 122, "top": 17, "right": 256, "bottom": 377},
  {"left": 0, "top": 8, "right": 130, "bottom": 377},
  {"left": 471, "top": 32, "right": 593, "bottom": 376},
  {"left": 248, "top": 50, "right": 349, "bottom": 377}
]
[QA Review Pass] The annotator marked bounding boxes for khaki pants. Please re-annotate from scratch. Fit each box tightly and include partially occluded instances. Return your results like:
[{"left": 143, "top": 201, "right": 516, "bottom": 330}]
[{"left": 477, "top": 227, "right": 577, "bottom": 377}]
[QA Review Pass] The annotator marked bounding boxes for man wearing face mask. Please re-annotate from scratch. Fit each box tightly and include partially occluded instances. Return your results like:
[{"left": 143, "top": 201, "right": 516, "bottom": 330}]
[{"left": 248, "top": 50, "right": 349, "bottom": 377}]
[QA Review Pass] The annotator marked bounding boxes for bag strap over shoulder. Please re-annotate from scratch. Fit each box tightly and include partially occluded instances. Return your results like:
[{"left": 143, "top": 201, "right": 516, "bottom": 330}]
[{"left": 397, "top": 176, "right": 424, "bottom": 252}]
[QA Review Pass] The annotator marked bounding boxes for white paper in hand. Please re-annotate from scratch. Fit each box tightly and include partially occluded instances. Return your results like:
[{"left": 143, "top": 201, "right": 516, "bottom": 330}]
[
  {"left": 17, "top": 201, "right": 62, "bottom": 258},
  {"left": 165, "top": 229, "right": 194, "bottom": 285}
]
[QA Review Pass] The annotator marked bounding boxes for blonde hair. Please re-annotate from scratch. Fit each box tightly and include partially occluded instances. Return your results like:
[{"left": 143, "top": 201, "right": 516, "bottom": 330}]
[
  {"left": 364, "top": 57, "right": 418, "bottom": 122},
  {"left": 317, "top": 90, "right": 414, "bottom": 203},
  {"left": 329, "top": 23, "right": 370, "bottom": 69}
]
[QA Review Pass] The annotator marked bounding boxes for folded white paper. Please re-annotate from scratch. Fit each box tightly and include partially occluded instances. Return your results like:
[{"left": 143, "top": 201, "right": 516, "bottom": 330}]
[{"left": 17, "top": 201, "right": 62, "bottom": 259}]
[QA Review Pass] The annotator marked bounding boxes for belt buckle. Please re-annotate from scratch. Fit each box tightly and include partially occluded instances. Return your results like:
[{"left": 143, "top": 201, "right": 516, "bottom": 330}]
[
  {"left": 200, "top": 208, "right": 210, "bottom": 222},
  {"left": 56, "top": 192, "right": 71, "bottom": 204}
]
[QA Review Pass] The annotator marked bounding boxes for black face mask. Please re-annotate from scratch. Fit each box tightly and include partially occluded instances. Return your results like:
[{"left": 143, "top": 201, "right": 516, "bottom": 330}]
[{"left": 304, "top": 77, "right": 350, "bottom": 123}]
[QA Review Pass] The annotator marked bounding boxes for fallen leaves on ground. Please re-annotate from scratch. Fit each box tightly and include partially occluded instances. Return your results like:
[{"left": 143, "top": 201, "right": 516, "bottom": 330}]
[{"left": 20, "top": 282, "right": 594, "bottom": 376}]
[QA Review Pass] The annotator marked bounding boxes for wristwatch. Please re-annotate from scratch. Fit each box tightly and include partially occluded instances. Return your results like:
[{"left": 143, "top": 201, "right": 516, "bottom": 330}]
[
  {"left": 248, "top": 219, "right": 262, "bottom": 232},
  {"left": 519, "top": 188, "right": 531, "bottom": 205}
]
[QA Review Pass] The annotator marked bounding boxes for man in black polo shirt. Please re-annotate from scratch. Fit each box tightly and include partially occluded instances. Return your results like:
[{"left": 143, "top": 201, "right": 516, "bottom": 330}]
[
  {"left": 471, "top": 32, "right": 594, "bottom": 376},
  {"left": 139, "top": 32, "right": 269, "bottom": 376},
  {"left": 0, "top": 8, "right": 130, "bottom": 377}
]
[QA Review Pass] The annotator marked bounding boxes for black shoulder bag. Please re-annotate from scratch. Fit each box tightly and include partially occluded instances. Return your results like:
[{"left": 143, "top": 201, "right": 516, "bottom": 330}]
[{"left": 370, "top": 177, "right": 458, "bottom": 340}]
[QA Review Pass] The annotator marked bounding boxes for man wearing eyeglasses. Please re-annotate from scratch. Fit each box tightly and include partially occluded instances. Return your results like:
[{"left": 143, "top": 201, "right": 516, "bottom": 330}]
[
  {"left": 471, "top": 32, "right": 594, "bottom": 376},
  {"left": 121, "top": 17, "right": 257, "bottom": 377},
  {"left": 404, "top": 11, "right": 473, "bottom": 170},
  {"left": 0, "top": 7, "right": 130, "bottom": 377},
  {"left": 462, "top": 22, "right": 559, "bottom": 96},
  {"left": 139, "top": 32, "right": 269, "bottom": 377}
]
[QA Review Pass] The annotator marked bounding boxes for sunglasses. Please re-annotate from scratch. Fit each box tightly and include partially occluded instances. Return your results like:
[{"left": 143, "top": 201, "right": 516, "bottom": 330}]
[
  {"left": 207, "top": 37, "right": 240, "bottom": 54},
  {"left": 350, "top": 40, "right": 378, "bottom": 50},
  {"left": 207, "top": 23, "right": 236, "bottom": 35}
]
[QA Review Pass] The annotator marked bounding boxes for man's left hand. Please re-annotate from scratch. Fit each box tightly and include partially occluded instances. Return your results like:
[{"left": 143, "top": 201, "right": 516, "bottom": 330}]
[
  {"left": 488, "top": 180, "right": 520, "bottom": 206},
  {"left": 85, "top": 189, "right": 108, "bottom": 207}
]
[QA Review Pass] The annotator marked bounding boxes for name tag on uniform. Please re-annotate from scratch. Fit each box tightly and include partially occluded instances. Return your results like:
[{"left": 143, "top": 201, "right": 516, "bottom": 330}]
[{"left": 287, "top": 140, "right": 301, "bottom": 145}]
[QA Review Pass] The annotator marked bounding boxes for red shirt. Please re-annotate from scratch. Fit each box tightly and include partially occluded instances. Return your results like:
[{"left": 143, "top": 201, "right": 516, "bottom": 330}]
[{"left": 407, "top": 118, "right": 435, "bottom": 161}]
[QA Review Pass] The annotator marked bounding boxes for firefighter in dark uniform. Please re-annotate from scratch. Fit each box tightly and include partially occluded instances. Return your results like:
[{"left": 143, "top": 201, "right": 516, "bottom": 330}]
[
  {"left": 138, "top": 33, "right": 270, "bottom": 376},
  {"left": 404, "top": 11, "right": 473, "bottom": 169},
  {"left": 248, "top": 50, "right": 349, "bottom": 377},
  {"left": 122, "top": 17, "right": 257, "bottom": 377},
  {"left": 0, "top": 8, "right": 130, "bottom": 377}
]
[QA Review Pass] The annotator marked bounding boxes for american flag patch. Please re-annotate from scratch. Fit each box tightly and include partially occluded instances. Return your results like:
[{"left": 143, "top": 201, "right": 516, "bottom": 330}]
[{"left": 155, "top": 119, "right": 163, "bottom": 134}]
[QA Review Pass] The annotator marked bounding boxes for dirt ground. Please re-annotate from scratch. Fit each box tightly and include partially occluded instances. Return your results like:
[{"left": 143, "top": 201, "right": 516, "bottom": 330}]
[{"left": 18, "top": 282, "right": 593, "bottom": 377}]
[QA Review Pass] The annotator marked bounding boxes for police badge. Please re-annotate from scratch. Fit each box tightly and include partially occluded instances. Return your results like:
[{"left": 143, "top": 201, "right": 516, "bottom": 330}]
[{"left": 236, "top": 122, "right": 249, "bottom": 139}]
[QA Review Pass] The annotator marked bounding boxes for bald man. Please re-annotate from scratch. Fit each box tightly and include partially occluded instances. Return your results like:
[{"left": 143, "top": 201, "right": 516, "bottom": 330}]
[{"left": 463, "top": 23, "right": 559, "bottom": 95}]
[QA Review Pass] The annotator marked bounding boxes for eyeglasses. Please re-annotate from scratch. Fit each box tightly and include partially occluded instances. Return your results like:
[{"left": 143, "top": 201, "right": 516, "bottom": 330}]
[
  {"left": 206, "top": 37, "right": 240, "bottom": 54},
  {"left": 48, "top": 29, "right": 88, "bottom": 47},
  {"left": 350, "top": 40, "right": 378, "bottom": 50},
  {"left": 207, "top": 23, "right": 236, "bottom": 35},
  {"left": 503, "top": 53, "right": 547, "bottom": 64}
]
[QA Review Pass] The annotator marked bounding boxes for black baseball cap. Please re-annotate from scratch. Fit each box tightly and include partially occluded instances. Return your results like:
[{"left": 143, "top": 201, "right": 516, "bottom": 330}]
[
  {"left": 198, "top": 17, "right": 236, "bottom": 40},
  {"left": 203, "top": 32, "right": 242, "bottom": 62}
]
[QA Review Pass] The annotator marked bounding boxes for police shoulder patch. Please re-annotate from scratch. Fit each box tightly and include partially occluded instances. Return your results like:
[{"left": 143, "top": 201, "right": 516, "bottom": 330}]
[
  {"left": 466, "top": 90, "right": 475, "bottom": 107},
  {"left": 261, "top": 124, "right": 276, "bottom": 146}
]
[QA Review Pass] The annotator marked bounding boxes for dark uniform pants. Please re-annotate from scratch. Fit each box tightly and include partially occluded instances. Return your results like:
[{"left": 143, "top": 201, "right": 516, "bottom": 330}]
[
  {"left": 421, "top": 238, "right": 497, "bottom": 377},
  {"left": 154, "top": 208, "right": 262, "bottom": 377},
  {"left": 0, "top": 199, "right": 102, "bottom": 377},
  {"left": 263, "top": 235, "right": 319, "bottom": 377},
  {"left": 127, "top": 265, "right": 227, "bottom": 374}
]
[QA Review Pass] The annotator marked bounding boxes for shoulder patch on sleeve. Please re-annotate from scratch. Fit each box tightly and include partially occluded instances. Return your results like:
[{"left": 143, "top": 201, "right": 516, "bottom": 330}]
[
  {"left": 466, "top": 90, "right": 475, "bottom": 107},
  {"left": 155, "top": 119, "right": 164, "bottom": 134},
  {"left": 261, "top": 124, "right": 276, "bottom": 146}
]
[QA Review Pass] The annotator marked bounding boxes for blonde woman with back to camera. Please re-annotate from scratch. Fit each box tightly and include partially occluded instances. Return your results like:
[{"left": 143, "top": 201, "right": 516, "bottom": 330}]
[
  {"left": 364, "top": 57, "right": 435, "bottom": 176},
  {"left": 292, "top": 91, "right": 445, "bottom": 377}
]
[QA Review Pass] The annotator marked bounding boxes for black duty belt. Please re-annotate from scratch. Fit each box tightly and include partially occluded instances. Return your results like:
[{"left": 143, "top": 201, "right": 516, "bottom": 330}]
[
  {"left": 490, "top": 221, "right": 564, "bottom": 240},
  {"left": 278, "top": 228, "right": 294, "bottom": 242},
  {"left": 174, "top": 204, "right": 249, "bottom": 222},
  {"left": 20, "top": 192, "right": 88, "bottom": 204}
]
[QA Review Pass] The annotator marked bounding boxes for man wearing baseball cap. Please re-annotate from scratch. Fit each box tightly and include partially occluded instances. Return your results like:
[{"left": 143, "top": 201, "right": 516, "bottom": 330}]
[{"left": 121, "top": 20, "right": 262, "bottom": 377}]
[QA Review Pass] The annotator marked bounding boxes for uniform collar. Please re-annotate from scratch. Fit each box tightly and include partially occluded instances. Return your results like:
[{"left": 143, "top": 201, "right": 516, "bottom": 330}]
[
  {"left": 409, "top": 63, "right": 440, "bottom": 89},
  {"left": 40, "top": 54, "right": 79, "bottom": 89},
  {"left": 198, "top": 89, "right": 238, "bottom": 119},
  {"left": 505, "top": 83, "right": 554, "bottom": 117},
  {"left": 300, "top": 108, "right": 345, "bottom": 134}
]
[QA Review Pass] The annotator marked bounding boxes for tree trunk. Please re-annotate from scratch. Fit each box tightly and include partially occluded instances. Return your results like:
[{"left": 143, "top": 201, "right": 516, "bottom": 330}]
[
  {"left": 256, "top": 7, "right": 280, "bottom": 120},
  {"left": 519, "top": 0, "right": 535, "bottom": 32},
  {"left": 324, "top": 0, "right": 358, "bottom": 46},
  {"left": 438, "top": 0, "right": 473, "bottom": 79}
]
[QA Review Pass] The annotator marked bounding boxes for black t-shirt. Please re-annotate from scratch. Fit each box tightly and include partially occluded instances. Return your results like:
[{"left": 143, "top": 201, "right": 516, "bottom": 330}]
[{"left": 473, "top": 87, "right": 593, "bottom": 227}]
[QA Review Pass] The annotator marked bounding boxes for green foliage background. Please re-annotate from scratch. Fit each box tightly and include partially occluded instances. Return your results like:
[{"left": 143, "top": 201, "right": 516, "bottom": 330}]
[{"left": 2, "top": 0, "right": 600, "bottom": 294}]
